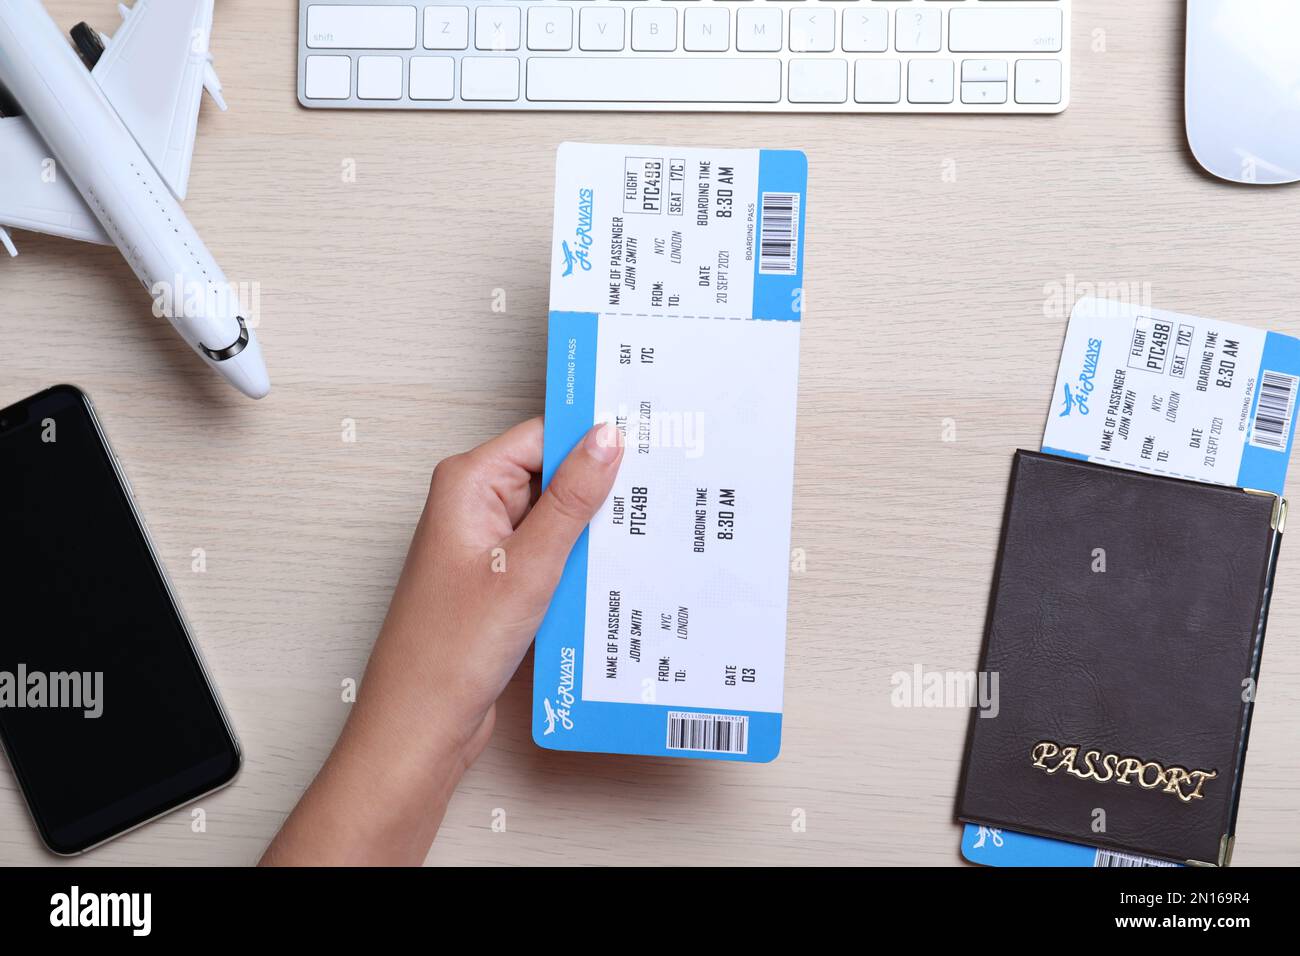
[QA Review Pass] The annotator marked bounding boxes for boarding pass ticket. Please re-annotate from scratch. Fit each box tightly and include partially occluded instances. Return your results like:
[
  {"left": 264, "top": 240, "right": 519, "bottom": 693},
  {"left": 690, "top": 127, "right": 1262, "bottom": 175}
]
[
  {"left": 1043, "top": 297, "right": 1300, "bottom": 495},
  {"left": 532, "top": 143, "right": 807, "bottom": 761}
]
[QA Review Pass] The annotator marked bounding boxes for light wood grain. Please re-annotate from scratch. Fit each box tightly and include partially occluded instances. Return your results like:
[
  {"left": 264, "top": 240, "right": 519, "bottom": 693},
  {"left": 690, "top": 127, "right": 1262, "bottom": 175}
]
[{"left": 2, "top": 0, "right": 1298, "bottom": 866}]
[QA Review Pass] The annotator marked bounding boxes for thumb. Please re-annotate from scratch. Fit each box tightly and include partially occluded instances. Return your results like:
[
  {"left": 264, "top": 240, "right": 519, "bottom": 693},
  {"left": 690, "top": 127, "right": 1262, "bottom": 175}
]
[{"left": 506, "top": 421, "right": 623, "bottom": 606}]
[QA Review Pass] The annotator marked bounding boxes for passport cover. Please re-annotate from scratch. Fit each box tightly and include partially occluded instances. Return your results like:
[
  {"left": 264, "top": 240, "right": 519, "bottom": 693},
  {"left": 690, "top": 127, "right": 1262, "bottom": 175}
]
[{"left": 956, "top": 450, "right": 1285, "bottom": 866}]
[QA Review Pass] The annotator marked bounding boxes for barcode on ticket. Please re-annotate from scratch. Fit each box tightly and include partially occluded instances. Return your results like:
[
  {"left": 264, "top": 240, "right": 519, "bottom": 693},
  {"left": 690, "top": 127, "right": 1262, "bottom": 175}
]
[
  {"left": 666, "top": 712, "right": 749, "bottom": 754},
  {"left": 758, "top": 192, "right": 799, "bottom": 276},
  {"left": 1093, "top": 849, "right": 1178, "bottom": 868},
  {"left": 1249, "top": 370, "right": 1298, "bottom": 451}
]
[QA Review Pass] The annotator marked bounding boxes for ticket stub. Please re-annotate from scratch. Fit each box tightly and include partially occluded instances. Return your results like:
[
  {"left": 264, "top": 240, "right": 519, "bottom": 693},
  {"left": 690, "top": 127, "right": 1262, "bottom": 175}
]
[
  {"left": 960, "top": 824, "right": 1180, "bottom": 868},
  {"left": 1043, "top": 297, "right": 1300, "bottom": 494},
  {"left": 532, "top": 143, "right": 807, "bottom": 761}
]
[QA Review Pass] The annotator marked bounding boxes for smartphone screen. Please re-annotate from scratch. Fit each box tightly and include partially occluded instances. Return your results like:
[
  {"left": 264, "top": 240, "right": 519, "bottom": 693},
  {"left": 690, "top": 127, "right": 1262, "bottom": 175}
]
[{"left": 0, "top": 385, "right": 239, "bottom": 854}]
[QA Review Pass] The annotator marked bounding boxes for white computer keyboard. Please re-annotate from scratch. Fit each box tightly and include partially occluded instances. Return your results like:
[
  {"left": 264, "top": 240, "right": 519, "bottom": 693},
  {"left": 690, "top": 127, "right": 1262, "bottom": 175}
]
[{"left": 297, "top": 0, "right": 1070, "bottom": 113}]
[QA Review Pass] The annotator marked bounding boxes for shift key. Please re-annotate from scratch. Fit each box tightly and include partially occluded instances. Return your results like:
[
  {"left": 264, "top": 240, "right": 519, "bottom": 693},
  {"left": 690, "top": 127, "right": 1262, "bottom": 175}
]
[
  {"left": 306, "top": 5, "right": 418, "bottom": 49},
  {"left": 948, "top": 9, "right": 1062, "bottom": 53}
]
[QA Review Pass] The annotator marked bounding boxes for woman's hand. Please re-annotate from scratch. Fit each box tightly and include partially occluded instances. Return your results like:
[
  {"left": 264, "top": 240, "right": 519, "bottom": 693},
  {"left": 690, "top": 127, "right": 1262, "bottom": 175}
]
[{"left": 262, "top": 419, "right": 623, "bottom": 866}]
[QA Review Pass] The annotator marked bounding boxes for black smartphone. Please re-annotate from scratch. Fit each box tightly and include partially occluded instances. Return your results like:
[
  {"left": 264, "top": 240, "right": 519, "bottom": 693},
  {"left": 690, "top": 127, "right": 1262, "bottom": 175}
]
[{"left": 0, "top": 385, "right": 240, "bottom": 854}]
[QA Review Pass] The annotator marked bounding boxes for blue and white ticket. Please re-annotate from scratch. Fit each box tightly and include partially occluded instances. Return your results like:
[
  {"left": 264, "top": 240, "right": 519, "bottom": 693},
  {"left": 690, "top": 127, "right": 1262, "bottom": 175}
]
[
  {"left": 961, "top": 824, "right": 1180, "bottom": 868},
  {"left": 1043, "top": 297, "right": 1300, "bottom": 495},
  {"left": 532, "top": 143, "right": 807, "bottom": 761},
  {"left": 966, "top": 296, "right": 1300, "bottom": 867}
]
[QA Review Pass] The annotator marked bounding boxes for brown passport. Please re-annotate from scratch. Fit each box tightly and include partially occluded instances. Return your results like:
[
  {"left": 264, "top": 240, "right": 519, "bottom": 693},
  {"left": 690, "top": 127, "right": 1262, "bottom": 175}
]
[{"left": 956, "top": 451, "right": 1285, "bottom": 866}]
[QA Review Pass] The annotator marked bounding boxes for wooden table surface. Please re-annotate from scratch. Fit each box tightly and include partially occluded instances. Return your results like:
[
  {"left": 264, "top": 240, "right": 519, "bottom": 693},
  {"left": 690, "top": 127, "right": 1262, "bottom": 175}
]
[{"left": 3, "top": 0, "right": 1298, "bottom": 866}]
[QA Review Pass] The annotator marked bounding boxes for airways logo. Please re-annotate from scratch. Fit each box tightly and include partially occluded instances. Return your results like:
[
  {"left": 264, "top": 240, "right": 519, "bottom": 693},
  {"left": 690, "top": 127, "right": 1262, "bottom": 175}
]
[
  {"left": 560, "top": 188, "right": 595, "bottom": 277},
  {"left": 1058, "top": 381, "right": 1083, "bottom": 417},
  {"left": 1059, "top": 337, "right": 1103, "bottom": 417},
  {"left": 560, "top": 240, "right": 586, "bottom": 278},
  {"left": 542, "top": 647, "right": 577, "bottom": 734}
]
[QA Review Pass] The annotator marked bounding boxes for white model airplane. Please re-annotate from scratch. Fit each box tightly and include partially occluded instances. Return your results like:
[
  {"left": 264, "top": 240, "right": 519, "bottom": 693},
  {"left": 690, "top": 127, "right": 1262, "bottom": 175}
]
[{"left": 0, "top": 0, "right": 269, "bottom": 399}]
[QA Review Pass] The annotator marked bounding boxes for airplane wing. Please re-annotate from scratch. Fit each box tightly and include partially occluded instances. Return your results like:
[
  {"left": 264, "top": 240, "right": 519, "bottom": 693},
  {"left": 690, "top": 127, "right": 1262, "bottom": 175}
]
[
  {"left": 92, "top": 0, "right": 225, "bottom": 201},
  {"left": 0, "top": 0, "right": 225, "bottom": 255},
  {"left": 0, "top": 116, "right": 111, "bottom": 254}
]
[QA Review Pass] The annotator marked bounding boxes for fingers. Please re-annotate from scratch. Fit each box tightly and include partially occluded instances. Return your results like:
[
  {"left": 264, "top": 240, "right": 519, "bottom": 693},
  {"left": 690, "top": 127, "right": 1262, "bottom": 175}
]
[
  {"left": 504, "top": 422, "right": 623, "bottom": 605},
  {"left": 467, "top": 416, "right": 543, "bottom": 472},
  {"left": 462, "top": 417, "right": 544, "bottom": 528}
]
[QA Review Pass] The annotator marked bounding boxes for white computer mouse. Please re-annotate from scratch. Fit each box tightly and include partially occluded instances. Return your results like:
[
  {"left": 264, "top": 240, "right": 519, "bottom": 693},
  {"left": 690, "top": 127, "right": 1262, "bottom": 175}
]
[{"left": 1185, "top": 0, "right": 1300, "bottom": 184}]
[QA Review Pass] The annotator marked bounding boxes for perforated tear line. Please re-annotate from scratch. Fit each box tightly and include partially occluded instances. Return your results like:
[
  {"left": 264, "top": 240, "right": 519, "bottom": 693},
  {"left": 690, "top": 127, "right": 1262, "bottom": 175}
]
[{"left": 595, "top": 312, "right": 801, "bottom": 323}]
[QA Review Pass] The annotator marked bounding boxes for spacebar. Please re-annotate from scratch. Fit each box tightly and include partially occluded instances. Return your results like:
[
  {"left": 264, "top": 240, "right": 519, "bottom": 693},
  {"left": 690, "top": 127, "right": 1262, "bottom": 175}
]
[{"left": 527, "top": 58, "right": 782, "bottom": 103}]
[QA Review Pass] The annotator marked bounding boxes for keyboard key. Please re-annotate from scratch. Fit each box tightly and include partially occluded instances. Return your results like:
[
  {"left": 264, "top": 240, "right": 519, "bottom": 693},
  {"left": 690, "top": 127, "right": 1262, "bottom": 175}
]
[
  {"left": 1015, "top": 59, "right": 1062, "bottom": 104},
  {"left": 789, "top": 10, "right": 834, "bottom": 54},
  {"left": 357, "top": 55, "right": 403, "bottom": 98},
  {"left": 949, "top": 9, "right": 1063, "bottom": 53},
  {"left": 475, "top": 6, "right": 521, "bottom": 51},
  {"left": 895, "top": 7, "right": 940, "bottom": 53},
  {"left": 409, "top": 56, "right": 454, "bottom": 99},
  {"left": 424, "top": 6, "right": 468, "bottom": 50},
  {"left": 580, "top": 7, "right": 625, "bottom": 51},
  {"left": 684, "top": 9, "right": 729, "bottom": 52},
  {"left": 305, "top": 54, "right": 351, "bottom": 99},
  {"left": 632, "top": 8, "right": 677, "bottom": 52},
  {"left": 461, "top": 56, "right": 519, "bottom": 99},
  {"left": 854, "top": 59, "right": 900, "bottom": 104},
  {"left": 961, "top": 81, "right": 1007, "bottom": 105},
  {"left": 788, "top": 58, "right": 847, "bottom": 104},
  {"left": 306, "top": 5, "right": 417, "bottom": 49},
  {"left": 528, "top": 6, "right": 572, "bottom": 50},
  {"left": 736, "top": 8, "right": 781, "bottom": 52},
  {"left": 527, "top": 57, "right": 781, "bottom": 103},
  {"left": 842, "top": 9, "right": 887, "bottom": 53},
  {"left": 962, "top": 59, "right": 1008, "bottom": 83},
  {"left": 907, "top": 59, "right": 953, "bottom": 103}
]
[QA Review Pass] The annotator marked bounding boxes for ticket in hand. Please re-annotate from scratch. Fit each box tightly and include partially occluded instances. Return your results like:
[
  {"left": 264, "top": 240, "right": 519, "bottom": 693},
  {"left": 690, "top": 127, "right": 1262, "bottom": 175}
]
[{"left": 532, "top": 143, "right": 807, "bottom": 761}]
